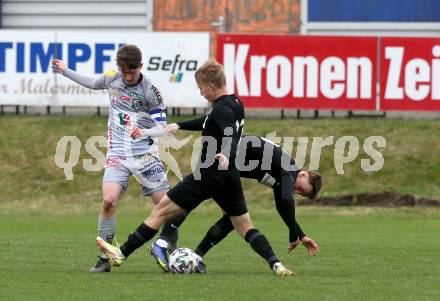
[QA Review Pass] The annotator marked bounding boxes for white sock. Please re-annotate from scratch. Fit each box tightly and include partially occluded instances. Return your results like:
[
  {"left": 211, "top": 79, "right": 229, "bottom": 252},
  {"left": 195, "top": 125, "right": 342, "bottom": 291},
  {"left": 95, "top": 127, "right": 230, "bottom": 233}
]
[
  {"left": 155, "top": 238, "right": 168, "bottom": 249},
  {"left": 272, "top": 262, "right": 282, "bottom": 271}
]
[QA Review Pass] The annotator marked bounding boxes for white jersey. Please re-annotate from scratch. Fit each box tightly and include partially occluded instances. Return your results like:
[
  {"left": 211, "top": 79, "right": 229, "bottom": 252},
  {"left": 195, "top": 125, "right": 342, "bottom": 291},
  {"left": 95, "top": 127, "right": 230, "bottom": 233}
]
[
  {"left": 104, "top": 70, "right": 166, "bottom": 157},
  {"left": 63, "top": 68, "right": 167, "bottom": 158}
]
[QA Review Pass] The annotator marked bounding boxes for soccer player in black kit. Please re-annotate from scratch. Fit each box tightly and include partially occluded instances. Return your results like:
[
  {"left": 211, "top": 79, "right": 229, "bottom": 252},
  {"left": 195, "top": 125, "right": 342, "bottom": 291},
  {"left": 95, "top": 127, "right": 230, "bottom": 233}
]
[
  {"left": 96, "top": 59, "right": 295, "bottom": 276},
  {"left": 194, "top": 136, "right": 322, "bottom": 263},
  {"left": 152, "top": 136, "right": 322, "bottom": 273}
]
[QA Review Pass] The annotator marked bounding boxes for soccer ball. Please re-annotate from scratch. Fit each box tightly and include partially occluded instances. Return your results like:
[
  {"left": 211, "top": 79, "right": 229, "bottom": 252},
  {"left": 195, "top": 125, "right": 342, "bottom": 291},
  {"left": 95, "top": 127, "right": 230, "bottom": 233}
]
[{"left": 168, "top": 247, "right": 197, "bottom": 274}]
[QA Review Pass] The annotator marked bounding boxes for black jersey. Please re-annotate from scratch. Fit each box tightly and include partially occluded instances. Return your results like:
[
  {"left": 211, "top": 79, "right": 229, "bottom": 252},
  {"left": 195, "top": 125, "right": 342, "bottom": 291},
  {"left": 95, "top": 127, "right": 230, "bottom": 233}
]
[
  {"left": 238, "top": 136, "right": 305, "bottom": 242},
  {"left": 239, "top": 136, "right": 299, "bottom": 184},
  {"left": 169, "top": 94, "right": 247, "bottom": 217},
  {"left": 178, "top": 94, "right": 245, "bottom": 172}
]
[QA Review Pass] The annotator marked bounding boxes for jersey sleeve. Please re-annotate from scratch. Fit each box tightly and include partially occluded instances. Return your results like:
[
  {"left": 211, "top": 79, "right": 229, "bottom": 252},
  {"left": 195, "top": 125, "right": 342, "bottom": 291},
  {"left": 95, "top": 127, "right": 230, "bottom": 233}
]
[
  {"left": 273, "top": 171, "right": 305, "bottom": 242},
  {"left": 146, "top": 84, "right": 167, "bottom": 126},
  {"left": 178, "top": 116, "right": 206, "bottom": 131},
  {"left": 63, "top": 68, "right": 113, "bottom": 89}
]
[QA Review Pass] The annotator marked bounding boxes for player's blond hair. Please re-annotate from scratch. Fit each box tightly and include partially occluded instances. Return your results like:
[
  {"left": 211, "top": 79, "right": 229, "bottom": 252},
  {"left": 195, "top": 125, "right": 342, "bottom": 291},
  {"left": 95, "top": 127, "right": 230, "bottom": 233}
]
[{"left": 194, "top": 59, "right": 226, "bottom": 88}]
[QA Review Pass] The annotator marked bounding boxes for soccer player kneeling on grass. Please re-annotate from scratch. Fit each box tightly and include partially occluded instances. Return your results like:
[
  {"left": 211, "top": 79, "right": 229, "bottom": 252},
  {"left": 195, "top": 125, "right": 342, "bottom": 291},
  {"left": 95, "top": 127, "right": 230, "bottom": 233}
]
[{"left": 96, "top": 59, "right": 295, "bottom": 276}]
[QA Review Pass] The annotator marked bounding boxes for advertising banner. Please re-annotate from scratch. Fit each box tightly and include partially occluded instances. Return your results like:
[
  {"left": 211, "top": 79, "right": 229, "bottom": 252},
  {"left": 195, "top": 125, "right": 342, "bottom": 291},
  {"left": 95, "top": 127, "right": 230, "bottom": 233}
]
[
  {"left": 219, "top": 34, "right": 440, "bottom": 111},
  {"left": 381, "top": 37, "right": 440, "bottom": 111},
  {"left": 218, "top": 34, "right": 378, "bottom": 110},
  {"left": 0, "top": 30, "right": 209, "bottom": 107}
]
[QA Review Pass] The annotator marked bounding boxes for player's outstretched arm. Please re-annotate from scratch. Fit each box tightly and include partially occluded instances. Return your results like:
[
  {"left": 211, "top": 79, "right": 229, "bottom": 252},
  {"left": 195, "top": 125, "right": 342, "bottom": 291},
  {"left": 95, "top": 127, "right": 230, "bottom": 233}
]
[
  {"left": 51, "top": 59, "right": 106, "bottom": 90},
  {"left": 175, "top": 116, "right": 206, "bottom": 132},
  {"left": 274, "top": 173, "right": 305, "bottom": 243}
]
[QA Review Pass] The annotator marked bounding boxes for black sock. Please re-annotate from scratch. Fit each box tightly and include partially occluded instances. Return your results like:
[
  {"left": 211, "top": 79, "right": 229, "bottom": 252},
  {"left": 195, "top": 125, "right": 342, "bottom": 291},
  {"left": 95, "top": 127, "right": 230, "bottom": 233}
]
[
  {"left": 195, "top": 215, "right": 234, "bottom": 257},
  {"left": 120, "top": 223, "right": 158, "bottom": 257},
  {"left": 245, "top": 228, "right": 279, "bottom": 269},
  {"left": 159, "top": 211, "right": 188, "bottom": 244}
]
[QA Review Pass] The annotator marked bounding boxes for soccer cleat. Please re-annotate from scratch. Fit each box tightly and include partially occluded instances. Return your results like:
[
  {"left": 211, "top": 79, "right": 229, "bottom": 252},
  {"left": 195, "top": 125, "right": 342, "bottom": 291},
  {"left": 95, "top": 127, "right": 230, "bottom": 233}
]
[
  {"left": 195, "top": 259, "right": 208, "bottom": 274},
  {"left": 272, "top": 262, "right": 296, "bottom": 277},
  {"left": 149, "top": 242, "right": 170, "bottom": 272},
  {"left": 194, "top": 253, "right": 208, "bottom": 273},
  {"left": 96, "top": 237, "right": 126, "bottom": 267},
  {"left": 89, "top": 257, "right": 111, "bottom": 273}
]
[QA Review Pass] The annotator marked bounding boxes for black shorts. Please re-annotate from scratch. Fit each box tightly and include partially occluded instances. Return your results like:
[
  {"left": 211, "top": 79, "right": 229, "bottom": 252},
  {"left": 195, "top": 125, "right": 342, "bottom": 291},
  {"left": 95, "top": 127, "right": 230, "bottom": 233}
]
[{"left": 167, "top": 170, "right": 247, "bottom": 216}]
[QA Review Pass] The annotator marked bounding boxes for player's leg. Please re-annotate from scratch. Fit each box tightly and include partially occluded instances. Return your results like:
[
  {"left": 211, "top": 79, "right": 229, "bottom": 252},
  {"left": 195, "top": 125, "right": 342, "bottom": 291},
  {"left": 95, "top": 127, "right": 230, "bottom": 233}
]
[
  {"left": 97, "top": 195, "right": 185, "bottom": 266},
  {"left": 120, "top": 196, "right": 184, "bottom": 256},
  {"left": 136, "top": 156, "right": 175, "bottom": 270},
  {"left": 158, "top": 211, "right": 188, "bottom": 252},
  {"left": 90, "top": 159, "right": 129, "bottom": 273},
  {"left": 98, "top": 173, "right": 210, "bottom": 267},
  {"left": 217, "top": 172, "right": 295, "bottom": 276},
  {"left": 90, "top": 182, "right": 123, "bottom": 272},
  {"left": 150, "top": 190, "right": 167, "bottom": 205},
  {"left": 148, "top": 173, "right": 212, "bottom": 271},
  {"left": 194, "top": 214, "right": 234, "bottom": 257},
  {"left": 191, "top": 213, "right": 234, "bottom": 274},
  {"left": 229, "top": 213, "right": 294, "bottom": 276},
  {"left": 230, "top": 214, "right": 295, "bottom": 276},
  {"left": 148, "top": 189, "right": 174, "bottom": 271}
]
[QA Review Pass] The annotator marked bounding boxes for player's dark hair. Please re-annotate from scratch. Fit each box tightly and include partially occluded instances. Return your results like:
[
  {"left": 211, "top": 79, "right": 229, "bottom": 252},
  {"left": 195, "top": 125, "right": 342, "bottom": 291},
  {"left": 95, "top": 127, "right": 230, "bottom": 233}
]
[
  {"left": 195, "top": 59, "right": 226, "bottom": 88},
  {"left": 116, "top": 44, "right": 142, "bottom": 71},
  {"left": 307, "top": 170, "right": 322, "bottom": 199}
]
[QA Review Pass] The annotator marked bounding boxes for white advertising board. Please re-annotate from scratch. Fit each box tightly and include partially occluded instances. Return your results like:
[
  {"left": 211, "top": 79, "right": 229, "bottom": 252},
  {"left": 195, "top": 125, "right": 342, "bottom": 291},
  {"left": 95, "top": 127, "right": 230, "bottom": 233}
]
[{"left": 0, "top": 30, "right": 209, "bottom": 107}]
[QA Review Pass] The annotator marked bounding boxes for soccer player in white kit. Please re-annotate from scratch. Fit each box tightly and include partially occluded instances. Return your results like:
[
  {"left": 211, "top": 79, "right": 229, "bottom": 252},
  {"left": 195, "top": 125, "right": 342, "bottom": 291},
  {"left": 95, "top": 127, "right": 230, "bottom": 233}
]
[{"left": 52, "top": 44, "right": 169, "bottom": 272}]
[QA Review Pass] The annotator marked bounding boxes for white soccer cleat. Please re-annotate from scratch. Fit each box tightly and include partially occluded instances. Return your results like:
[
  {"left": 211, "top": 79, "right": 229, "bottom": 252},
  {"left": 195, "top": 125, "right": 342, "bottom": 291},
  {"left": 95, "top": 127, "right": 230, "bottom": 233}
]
[
  {"left": 273, "top": 262, "right": 296, "bottom": 277},
  {"left": 96, "top": 237, "right": 126, "bottom": 267}
]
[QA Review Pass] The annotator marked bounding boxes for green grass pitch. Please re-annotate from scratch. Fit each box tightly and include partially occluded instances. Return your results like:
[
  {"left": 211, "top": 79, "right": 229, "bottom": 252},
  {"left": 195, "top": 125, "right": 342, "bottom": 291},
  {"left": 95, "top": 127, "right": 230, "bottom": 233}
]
[
  {"left": 1, "top": 208, "right": 439, "bottom": 301},
  {"left": 1, "top": 116, "right": 439, "bottom": 300}
]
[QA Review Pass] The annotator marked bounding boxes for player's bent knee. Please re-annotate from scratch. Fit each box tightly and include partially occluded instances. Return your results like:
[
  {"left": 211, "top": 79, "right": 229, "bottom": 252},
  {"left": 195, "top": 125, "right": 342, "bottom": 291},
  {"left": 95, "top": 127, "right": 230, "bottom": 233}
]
[
  {"left": 102, "top": 195, "right": 118, "bottom": 209},
  {"left": 147, "top": 199, "right": 182, "bottom": 229},
  {"left": 152, "top": 197, "right": 184, "bottom": 221},
  {"left": 151, "top": 190, "right": 168, "bottom": 205}
]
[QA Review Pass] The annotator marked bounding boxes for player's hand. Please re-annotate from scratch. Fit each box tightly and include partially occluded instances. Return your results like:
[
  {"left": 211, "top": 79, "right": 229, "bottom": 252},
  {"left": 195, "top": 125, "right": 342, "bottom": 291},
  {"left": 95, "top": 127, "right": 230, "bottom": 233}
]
[
  {"left": 215, "top": 153, "right": 229, "bottom": 169},
  {"left": 287, "top": 239, "right": 301, "bottom": 252},
  {"left": 165, "top": 123, "right": 180, "bottom": 135},
  {"left": 52, "top": 59, "right": 67, "bottom": 73},
  {"left": 130, "top": 126, "right": 143, "bottom": 139},
  {"left": 301, "top": 236, "right": 320, "bottom": 256}
]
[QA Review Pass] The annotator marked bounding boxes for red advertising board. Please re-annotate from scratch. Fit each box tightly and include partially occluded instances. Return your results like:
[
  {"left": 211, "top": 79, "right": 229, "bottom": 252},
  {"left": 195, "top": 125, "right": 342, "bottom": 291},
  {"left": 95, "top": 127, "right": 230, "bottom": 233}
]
[
  {"left": 217, "top": 34, "right": 378, "bottom": 110},
  {"left": 380, "top": 37, "right": 440, "bottom": 111}
]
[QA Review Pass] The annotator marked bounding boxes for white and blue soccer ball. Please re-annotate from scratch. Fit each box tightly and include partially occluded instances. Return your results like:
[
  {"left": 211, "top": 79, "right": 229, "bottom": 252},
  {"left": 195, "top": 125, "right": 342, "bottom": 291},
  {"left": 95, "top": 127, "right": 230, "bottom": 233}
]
[{"left": 168, "top": 247, "right": 198, "bottom": 274}]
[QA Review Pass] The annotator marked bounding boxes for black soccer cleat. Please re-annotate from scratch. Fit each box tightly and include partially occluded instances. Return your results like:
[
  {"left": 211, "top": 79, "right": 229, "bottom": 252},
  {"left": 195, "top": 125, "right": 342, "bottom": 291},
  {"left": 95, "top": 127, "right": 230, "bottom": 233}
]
[
  {"left": 195, "top": 258, "right": 208, "bottom": 273},
  {"left": 89, "top": 257, "right": 111, "bottom": 273}
]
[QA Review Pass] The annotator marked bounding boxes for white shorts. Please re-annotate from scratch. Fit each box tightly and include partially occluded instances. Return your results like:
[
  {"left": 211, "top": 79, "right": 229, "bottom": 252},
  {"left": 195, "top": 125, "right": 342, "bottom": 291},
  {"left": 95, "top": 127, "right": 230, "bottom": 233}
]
[{"left": 103, "top": 154, "right": 170, "bottom": 196}]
